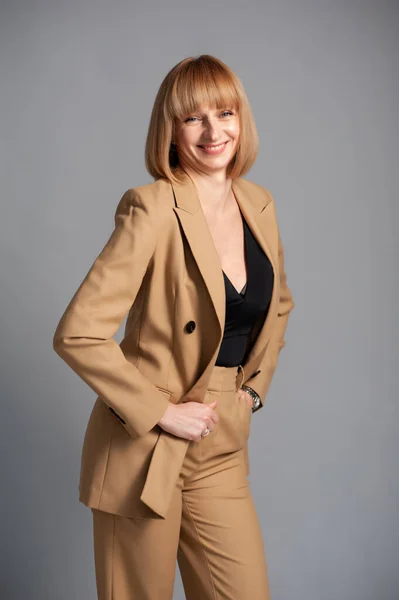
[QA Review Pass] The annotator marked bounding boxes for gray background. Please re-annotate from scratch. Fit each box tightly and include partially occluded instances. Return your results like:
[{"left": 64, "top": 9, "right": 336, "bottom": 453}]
[{"left": 1, "top": 1, "right": 398, "bottom": 598}]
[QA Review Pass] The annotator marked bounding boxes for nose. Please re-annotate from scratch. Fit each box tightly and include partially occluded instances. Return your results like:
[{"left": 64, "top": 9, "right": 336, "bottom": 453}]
[{"left": 203, "top": 117, "right": 220, "bottom": 141}]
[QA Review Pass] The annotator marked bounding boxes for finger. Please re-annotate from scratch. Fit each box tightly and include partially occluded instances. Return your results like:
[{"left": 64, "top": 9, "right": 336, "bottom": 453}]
[
  {"left": 210, "top": 412, "right": 219, "bottom": 424},
  {"left": 209, "top": 403, "right": 219, "bottom": 423}
]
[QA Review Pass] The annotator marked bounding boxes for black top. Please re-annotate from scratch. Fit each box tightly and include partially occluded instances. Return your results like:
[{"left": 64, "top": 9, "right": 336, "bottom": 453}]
[{"left": 215, "top": 216, "right": 274, "bottom": 367}]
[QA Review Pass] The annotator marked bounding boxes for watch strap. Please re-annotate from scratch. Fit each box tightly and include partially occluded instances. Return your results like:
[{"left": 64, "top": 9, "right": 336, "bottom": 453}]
[{"left": 241, "top": 385, "right": 261, "bottom": 412}]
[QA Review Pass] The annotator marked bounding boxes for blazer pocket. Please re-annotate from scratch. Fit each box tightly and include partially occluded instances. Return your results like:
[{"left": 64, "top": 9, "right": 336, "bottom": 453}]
[{"left": 154, "top": 386, "right": 173, "bottom": 398}]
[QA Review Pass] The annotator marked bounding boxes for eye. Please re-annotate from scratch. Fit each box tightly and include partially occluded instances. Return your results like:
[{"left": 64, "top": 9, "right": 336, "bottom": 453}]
[
  {"left": 221, "top": 110, "right": 234, "bottom": 117},
  {"left": 184, "top": 116, "right": 200, "bottom": 123}
]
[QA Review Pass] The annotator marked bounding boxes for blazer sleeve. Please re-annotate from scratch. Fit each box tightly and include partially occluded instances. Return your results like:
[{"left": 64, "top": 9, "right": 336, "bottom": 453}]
[
  {"left": 52, "top": 187, "right": 170, "bottom": 439},
  {"left": 244, "top": 197, "right": 295, "bottom": 409}
]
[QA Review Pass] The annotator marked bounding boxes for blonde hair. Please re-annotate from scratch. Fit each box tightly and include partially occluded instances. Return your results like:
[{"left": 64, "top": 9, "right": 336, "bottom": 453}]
[{"left": 145, "top": 55, "right": 259, "bottom": 183}]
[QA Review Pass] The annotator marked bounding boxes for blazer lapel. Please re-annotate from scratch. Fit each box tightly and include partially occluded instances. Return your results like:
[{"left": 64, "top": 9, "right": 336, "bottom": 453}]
[
  {"left": 231, "top": 179, "right": 280, "bottom": 367},
  {"left": 170, "top": 170, "right": 279, "bottom": 370},
  {"left": 172, "top": 172, "right": 226, "bottom": 339}
]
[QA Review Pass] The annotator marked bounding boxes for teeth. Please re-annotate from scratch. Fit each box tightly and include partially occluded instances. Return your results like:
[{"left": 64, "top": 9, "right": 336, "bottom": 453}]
[{"left": 202, "top": 143, "right": 226, "bottom": 150}]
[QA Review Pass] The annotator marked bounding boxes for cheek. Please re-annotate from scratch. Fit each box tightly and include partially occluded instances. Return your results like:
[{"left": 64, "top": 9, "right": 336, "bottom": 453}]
[
  {"left": 225, "top": 121, "right": 240, "bottom": 140},
  {"left": 178, "top": 131, "right": 199, "bottom": 151}
]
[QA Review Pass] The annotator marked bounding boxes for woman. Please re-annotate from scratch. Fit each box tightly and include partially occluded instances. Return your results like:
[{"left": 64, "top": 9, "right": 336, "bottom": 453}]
[{"left": 53, "top": 54, "right": 295, "bottom": 600}]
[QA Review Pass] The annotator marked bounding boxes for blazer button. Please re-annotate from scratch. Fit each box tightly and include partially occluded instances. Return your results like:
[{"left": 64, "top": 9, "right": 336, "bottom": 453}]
[{"left": 185, "top": 320, "right": 196, "bottom": 333}]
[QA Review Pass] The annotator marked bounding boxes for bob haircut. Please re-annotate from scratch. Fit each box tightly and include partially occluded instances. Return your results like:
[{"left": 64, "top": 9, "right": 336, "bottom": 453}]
[{"left": 145, "top": 55, "right": 259, "bottom": 184}]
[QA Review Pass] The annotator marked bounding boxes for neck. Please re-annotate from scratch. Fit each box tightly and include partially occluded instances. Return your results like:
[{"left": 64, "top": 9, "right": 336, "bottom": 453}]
[{"left": 182, "top": 167, "right": 234, "bottom": 215}]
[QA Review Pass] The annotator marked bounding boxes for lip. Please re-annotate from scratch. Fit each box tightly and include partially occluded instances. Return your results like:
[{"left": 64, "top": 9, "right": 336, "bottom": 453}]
[{"left": 198, "top": 141, "right": 229, "bottom": 155}]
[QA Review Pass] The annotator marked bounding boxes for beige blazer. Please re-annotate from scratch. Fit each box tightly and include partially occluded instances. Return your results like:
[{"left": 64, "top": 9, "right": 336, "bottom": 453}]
[{"left": 53, "top": 170, "right": 295, "bottom": 519}]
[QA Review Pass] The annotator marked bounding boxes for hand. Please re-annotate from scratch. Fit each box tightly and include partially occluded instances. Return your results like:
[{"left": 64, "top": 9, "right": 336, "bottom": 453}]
[
  {"left": 157, "top": 400, "right": 219, "bottom": 442},
  {"left": 236, "top": 388, "right": 253, "bottom": 409}
]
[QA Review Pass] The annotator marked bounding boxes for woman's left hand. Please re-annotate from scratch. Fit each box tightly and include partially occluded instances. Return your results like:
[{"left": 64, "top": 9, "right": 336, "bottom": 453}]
[{"left": 236, "top": 387, "right": 253, "bottom": 409}]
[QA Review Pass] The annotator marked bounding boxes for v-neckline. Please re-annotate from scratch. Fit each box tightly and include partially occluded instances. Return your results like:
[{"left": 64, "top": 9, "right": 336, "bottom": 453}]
[
  {"left": 222, "top": 271, "right": 247, "bottom": 296},
  {"left": 221, "top": 217, "right": 248, "bottom": 297}
]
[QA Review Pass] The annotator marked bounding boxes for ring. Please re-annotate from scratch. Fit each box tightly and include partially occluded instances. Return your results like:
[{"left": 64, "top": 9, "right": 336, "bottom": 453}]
[{"left": 202, "top": 427, "right": 210, "bottom": 437}]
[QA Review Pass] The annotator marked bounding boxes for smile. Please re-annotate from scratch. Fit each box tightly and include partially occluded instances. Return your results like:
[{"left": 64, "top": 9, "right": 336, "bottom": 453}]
[{"left": 198, "top": 141, "right": 229, "bottom": 155}]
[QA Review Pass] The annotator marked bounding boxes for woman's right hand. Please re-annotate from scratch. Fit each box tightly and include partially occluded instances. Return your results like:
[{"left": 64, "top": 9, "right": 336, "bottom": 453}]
[{"left": 157, "top": 400, "right": 219, "bottom": 442}]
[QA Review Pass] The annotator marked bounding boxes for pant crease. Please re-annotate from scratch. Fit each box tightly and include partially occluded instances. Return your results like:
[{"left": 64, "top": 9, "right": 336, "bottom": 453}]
[
  {"left": 182, "top": 494, "right": 219, "bottom": 600},
  {"left": 111, "top": 514, "right": 115, "bottom": 600}
]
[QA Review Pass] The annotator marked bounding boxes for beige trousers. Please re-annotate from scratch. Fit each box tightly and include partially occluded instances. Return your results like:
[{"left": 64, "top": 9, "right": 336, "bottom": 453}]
[{"left": 91, "top": 364, "right": 271, "bottom": 599}]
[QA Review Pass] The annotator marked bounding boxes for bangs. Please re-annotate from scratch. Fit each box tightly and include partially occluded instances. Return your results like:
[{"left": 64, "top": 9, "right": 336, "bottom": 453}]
[{"left": 167, "top": 60, "right": 240, "bottom": 121}]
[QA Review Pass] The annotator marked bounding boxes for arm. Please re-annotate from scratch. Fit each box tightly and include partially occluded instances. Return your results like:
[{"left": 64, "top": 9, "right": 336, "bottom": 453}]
[
  {"left": 52, "top": 188, "right": 170, "bottom": 438},
  {"left": 243, "top": 200, "right": 295, "bottom": 409}
]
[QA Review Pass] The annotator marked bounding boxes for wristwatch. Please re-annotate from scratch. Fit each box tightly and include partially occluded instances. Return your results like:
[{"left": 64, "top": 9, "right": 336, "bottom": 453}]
[{"left": 241, "top": 385, "right": 262, "bottom": 413}]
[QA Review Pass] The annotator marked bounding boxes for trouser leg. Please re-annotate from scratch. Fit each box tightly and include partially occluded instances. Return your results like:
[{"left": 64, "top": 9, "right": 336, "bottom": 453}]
[
  {"left": 91, "top": 485, "right": 182, "bottom": 600},
  {"left": 177, "top": 447, "right": 270, "bottom": 600},
  {"left": 177, "top": 377, "right": 271, "bottom": 600}
]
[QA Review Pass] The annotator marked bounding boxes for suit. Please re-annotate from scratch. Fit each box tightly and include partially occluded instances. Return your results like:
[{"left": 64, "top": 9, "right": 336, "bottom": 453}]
[{"left": 53, "top": 169, "right": 295, "bottom": 521}]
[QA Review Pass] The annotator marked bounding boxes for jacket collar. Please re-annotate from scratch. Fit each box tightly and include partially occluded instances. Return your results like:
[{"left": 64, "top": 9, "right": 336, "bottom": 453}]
[{"left": 170, "top": 168, "right": 272, "bottom": 214}]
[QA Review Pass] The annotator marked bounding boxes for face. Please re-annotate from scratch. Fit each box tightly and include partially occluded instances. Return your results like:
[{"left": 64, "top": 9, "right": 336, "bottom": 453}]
[{"left": 173, "top": 103, "right": 240, "bottom": 177}]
